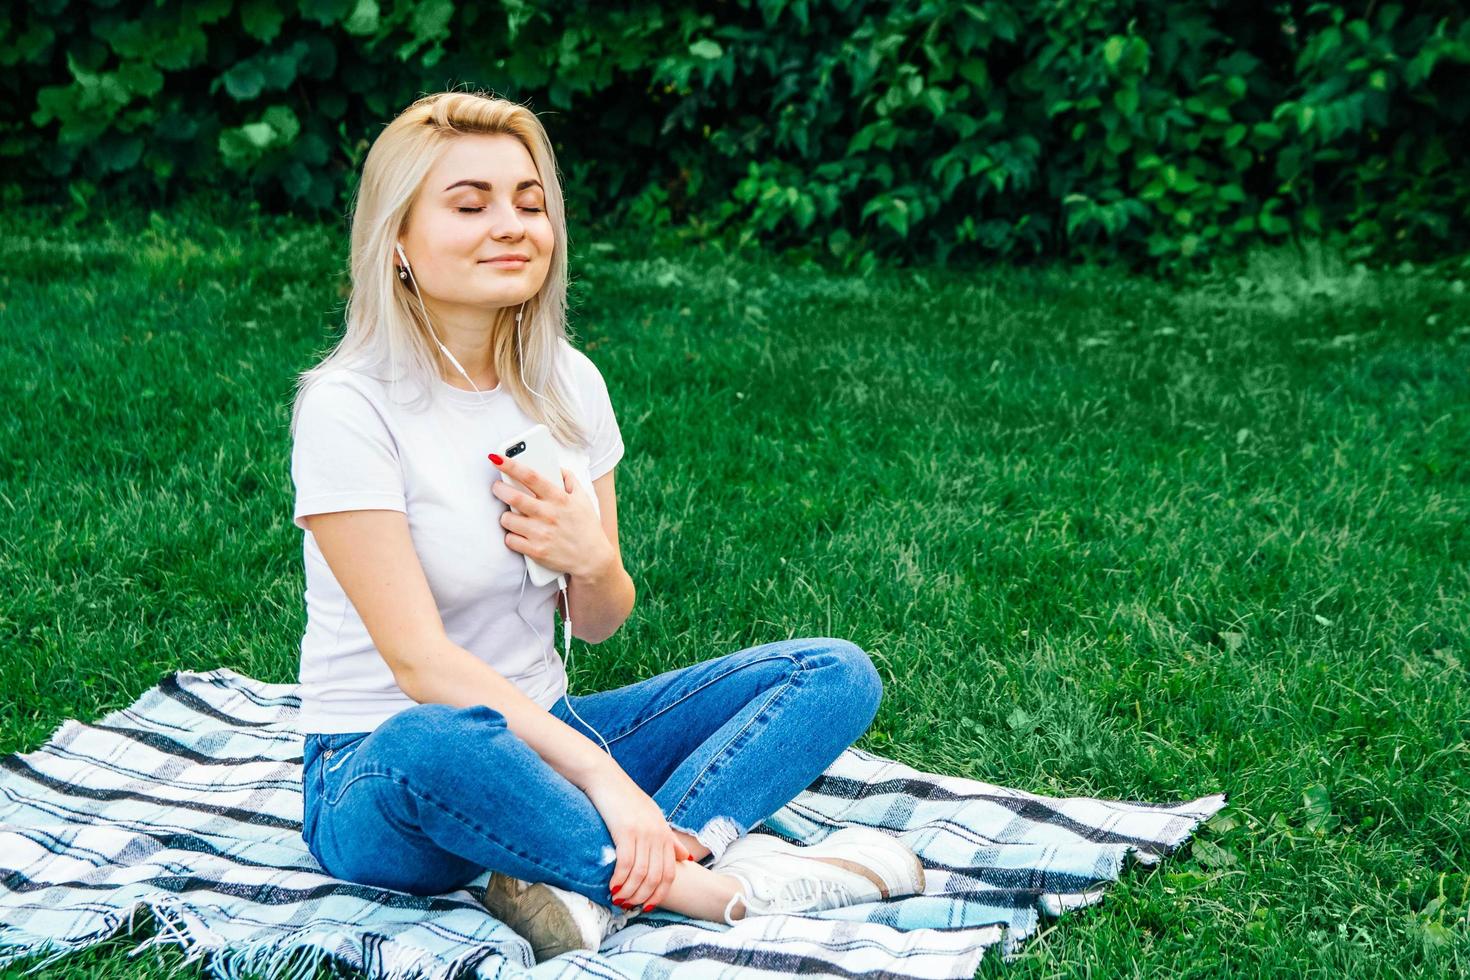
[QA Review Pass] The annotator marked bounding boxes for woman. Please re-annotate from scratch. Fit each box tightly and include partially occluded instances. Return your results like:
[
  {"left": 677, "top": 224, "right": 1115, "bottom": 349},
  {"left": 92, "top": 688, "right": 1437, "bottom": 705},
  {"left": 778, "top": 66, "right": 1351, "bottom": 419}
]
[{"left": 289, "top": 90, "right": 925, "bottom": 962}]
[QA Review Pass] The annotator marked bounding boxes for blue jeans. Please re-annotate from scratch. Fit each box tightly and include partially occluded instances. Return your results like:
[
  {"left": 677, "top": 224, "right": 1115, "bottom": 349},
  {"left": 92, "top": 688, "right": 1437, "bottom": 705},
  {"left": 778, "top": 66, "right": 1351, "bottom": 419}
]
[{"left": 300, "top": 636, "right": 883, "bottom": 911}]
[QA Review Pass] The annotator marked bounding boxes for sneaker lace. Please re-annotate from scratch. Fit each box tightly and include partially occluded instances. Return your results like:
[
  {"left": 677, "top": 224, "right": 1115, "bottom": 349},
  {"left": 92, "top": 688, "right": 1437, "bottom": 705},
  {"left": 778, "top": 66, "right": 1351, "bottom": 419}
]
[
  {"left": 722, "top": 870, "right": 856, "bottom": 925},
  {"left": 773, "top": 875, "right": 856, "bottom": 909}
]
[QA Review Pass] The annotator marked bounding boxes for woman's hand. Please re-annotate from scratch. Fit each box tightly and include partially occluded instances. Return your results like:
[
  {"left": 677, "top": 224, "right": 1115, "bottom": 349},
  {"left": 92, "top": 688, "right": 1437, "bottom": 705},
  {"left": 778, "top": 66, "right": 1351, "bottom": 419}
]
[
  {"left": 580, "top": 767, "right": 693, "bottom": 911},
  {"left": 488, "top": 452, "right": 612, "bottom": 579}
]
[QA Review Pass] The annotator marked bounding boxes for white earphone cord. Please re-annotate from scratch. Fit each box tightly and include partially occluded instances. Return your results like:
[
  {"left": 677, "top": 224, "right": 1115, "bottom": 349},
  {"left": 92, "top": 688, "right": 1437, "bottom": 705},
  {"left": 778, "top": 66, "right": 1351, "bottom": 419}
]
[{"left": 396, "top": 243, "right": 612, "bottom": 757}]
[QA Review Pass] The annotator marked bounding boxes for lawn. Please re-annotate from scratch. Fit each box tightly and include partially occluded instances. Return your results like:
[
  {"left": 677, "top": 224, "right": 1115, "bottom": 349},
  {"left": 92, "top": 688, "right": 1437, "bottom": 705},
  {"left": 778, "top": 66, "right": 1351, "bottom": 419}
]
[{"left": 1, "top": 199, "right": 1466, "bottom": 977}]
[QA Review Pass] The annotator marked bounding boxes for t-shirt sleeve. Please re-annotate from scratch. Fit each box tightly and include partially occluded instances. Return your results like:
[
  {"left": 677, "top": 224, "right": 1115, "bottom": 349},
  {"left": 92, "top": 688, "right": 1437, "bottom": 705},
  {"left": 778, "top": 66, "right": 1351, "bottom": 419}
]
[
  {"left": 570, "top": 347, "right": 625, "bottom": 481},
  {"left": 290, "top": 378, "right": 407, "bottom": 531}
]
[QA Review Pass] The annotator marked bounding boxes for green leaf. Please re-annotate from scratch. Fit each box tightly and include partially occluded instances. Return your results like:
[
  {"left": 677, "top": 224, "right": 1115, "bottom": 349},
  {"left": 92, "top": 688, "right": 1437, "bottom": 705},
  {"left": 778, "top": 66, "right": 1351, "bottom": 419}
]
[
  {"left": 1297, "top": 104, "right": 1316, "bottom": 135},
  {"left": 1192, "top": 839, "right": 1239, "bottom": 868},
  {"left": 793, "top": 195, "right": 815, "bottom": 230},
  {"left": 1125, "top": 37, "right": 1149, "bottom": 72},
  {"left": 153, "top": 23, "right": 208, "bottom": 71},
  {"left": 344, "top": 0, "right": 380, "bottom": 36},
  {"left": 1205, "top": 810, "right": 1241, "bottom": 834},
  {"left": 410, "top": 0, "right": 453, "bottom": 42},
  {"left": 262, "top": 104, "right": 300, "bottom": 143},
  {"left": 689, "top": 39, "right": 723, "bottom": 60},
  {"left": 1114, "top": 86, "right": 1139, "bottom": 116},
  {"left": 879, "top": 198, "right": 910, "bottom": 236},
  {"left": 116, "top": 61, "right": 163, "bottom": 99},
  {"left": 958, "top": 58, "right": 989, "bottom": 90},
  {"left": 241, "top": 121, "right": 274, "bottom": 148},
  {"left": 94, "top": 133, "right": 143, "bottom": 173},
  {"left": 281, "top": 160, "right": 313, "bottom": 201},
  {"left": 241, "top": 0, "right": 286, "bottom": 42},
  {"left": 1103, "top": 36, "right": 1126, "bottom": 70},
  {"left": 1302, "top": 784, "right": 1339, "bottom": 833},
  {"left": 1260, "top": 212, "right": 1289, "bottom": 235},
  {"left": 299, "top": 0, "right": 354, "bottom": 27},
  {"left": 221, "top": 63, "right": 265, "bottom": 101},
  {"left": 191, "top": 0, "right": 233, "bottom": 24}
]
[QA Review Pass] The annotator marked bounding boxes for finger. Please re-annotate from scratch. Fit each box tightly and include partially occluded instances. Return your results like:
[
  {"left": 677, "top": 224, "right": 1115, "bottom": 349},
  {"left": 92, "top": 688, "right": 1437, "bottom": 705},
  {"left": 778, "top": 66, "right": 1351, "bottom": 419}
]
[
  {"left": 652, "top": 839, "right": 677, "bottom": 908},
  {"left": 498, "top": 508, "right": 528, "bottom": 536},
  {"left": 489, "top": 463, "right": 547, "bottom": 515},
  {"left": 491, "top": 478, "right": 537, "bottom": 516},
  {"left": 642, "top": 842, "right": 666, "bottom": 910},
  {"left": 491, "top": 452, "right": 553, "bottom": 500},
  {"left": 623, "top": 840, "right": 652, "bottom": 910},
  {"left": 666, "top": 822, "right": 693, "bottom": 862},
  {"left": 609, "top": 832, "right": 631, "bottom": 896},
  {"left": 643, "top": 846, "right": 667, "bottom": 910},
  {"left": 626, "top": 836, "right": 653, "bottom": 907}
]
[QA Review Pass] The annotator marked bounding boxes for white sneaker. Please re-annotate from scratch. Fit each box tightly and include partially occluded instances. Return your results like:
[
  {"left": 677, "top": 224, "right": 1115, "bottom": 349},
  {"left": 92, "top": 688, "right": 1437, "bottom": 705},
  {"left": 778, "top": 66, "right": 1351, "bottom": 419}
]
[
  {"left": 480, "top": 871, "right": 639, "bottom": 961},
  {"left": 710, "top": 826, "right": 926, "bottom": 925}
]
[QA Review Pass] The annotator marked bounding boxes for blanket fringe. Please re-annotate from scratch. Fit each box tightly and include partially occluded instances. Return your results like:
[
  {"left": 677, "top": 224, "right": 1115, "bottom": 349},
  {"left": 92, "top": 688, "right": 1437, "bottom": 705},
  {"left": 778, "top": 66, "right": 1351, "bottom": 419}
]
[
  {"left": 996, "top": 792, "right": 1229, "bottom": 960},
  {"left": 0, "top": 894, "right": 522, "bottom": 980},
  {"left": 1130, "top": 792, "right": 1229, "bottom": 866}
]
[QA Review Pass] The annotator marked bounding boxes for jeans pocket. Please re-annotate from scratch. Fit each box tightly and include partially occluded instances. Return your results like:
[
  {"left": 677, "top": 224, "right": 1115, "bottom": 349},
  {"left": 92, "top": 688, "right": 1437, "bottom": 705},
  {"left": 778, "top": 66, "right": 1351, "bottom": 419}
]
[{"left": 315, "top": 732, "right": 369, "bottom": 807}]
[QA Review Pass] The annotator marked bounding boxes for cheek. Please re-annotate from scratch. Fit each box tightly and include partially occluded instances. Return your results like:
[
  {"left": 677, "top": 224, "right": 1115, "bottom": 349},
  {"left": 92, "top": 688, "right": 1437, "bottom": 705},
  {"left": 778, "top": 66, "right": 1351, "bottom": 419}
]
[
  {"left": 414, "top": 220, "right": 476, "bottom": 273},
  {"left": 531, "top": 222, "right": 556, "bottom": 256}
]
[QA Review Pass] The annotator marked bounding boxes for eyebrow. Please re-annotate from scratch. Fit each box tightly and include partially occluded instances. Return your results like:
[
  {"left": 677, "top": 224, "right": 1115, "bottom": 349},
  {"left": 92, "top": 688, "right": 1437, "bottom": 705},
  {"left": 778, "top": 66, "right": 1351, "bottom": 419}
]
[{"left": 442, "top": 179, "right": 543, "bottom": 193}]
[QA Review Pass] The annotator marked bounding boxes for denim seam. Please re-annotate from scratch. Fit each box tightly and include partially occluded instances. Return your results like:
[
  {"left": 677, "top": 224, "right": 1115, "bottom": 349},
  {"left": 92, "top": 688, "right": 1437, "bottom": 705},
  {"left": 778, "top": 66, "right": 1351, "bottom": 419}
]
[
  {"left": 323, "top": 769, "right": 607, "bottom": 891},
  {"left": 597, "top": 652, "right": 807, "bottom": 747},
  {"left": 666, "top": 657, "right": 808, "bottom": 825}
]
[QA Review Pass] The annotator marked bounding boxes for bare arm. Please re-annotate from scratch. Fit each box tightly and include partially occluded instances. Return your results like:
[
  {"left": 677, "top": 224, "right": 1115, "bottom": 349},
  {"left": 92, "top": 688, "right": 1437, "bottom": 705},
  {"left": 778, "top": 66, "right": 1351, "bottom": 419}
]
[
  {"left": 302, "top": 508, "right": 620, "bottom": 790},
  {"left": 555, "top": 467, "right": 635, "bottom": 642}
]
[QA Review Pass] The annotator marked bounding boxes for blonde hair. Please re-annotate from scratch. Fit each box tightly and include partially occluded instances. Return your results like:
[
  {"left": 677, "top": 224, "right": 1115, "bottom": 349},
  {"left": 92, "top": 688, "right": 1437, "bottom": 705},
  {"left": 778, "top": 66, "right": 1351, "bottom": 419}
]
[{"left": 289, "top": 88, "right": 590, "bottom": 450}]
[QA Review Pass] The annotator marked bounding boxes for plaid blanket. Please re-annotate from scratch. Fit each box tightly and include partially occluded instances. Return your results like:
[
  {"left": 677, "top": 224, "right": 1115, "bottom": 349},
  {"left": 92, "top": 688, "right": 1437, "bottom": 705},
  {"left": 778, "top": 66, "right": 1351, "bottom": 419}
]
[{"left": 0, "top": 668, "right": 1225, "bottom": 979}]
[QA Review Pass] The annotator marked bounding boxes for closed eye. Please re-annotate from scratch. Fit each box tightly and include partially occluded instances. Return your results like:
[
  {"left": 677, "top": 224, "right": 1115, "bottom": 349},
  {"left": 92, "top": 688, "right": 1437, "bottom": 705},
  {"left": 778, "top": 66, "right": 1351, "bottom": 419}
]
[{"left": 457, "top": 207, "right": 543, "bottom": 214}]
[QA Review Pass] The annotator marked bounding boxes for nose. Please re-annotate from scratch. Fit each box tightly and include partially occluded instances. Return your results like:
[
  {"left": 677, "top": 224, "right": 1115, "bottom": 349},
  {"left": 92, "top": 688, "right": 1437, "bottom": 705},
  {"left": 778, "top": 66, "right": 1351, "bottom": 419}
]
[{"left": 486, "top": 199, "right": 527, "bottom": 241}]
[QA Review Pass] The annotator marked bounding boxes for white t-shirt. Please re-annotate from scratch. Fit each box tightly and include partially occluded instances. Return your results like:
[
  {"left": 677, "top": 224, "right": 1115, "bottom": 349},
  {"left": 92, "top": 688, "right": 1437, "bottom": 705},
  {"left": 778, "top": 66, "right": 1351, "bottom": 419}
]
[{"left": 290, "top": 340, "right": 625, "bottom": 734}]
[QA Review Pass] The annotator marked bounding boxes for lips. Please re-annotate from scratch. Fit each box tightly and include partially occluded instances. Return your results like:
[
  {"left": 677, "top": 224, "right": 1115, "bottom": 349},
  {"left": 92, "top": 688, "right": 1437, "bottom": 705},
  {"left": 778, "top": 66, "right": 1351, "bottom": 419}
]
[{"left": 482, "top": 255, "right": 530, "bottom": 263}]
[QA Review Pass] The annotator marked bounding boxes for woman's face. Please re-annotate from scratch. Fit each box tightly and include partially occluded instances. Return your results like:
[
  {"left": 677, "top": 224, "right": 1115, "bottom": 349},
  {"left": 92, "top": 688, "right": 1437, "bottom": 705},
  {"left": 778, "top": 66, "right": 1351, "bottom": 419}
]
[{"left": 398, "top": 133, "right": 554, "bottom": 314}]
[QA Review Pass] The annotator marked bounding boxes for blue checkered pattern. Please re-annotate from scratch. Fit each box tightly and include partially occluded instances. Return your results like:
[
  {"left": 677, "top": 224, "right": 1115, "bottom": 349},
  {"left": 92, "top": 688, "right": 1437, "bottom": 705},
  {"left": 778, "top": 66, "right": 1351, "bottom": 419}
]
[{"left": 0, "top": 669, "right": 1225, "bottom": 979}]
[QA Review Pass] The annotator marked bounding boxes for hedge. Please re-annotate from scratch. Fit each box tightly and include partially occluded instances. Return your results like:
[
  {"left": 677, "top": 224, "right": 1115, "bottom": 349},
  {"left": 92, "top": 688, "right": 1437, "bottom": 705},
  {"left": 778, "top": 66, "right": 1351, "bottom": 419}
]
[{"left": 4, "top": 0, "right": 1468, "bottom": 272}]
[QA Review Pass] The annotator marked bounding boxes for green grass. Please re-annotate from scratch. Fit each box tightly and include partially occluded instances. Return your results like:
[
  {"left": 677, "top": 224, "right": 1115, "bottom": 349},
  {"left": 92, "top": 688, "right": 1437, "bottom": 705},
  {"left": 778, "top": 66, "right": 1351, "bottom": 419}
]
[{"left": 1, "top": 197, "right": 1467, "bottom": 977}]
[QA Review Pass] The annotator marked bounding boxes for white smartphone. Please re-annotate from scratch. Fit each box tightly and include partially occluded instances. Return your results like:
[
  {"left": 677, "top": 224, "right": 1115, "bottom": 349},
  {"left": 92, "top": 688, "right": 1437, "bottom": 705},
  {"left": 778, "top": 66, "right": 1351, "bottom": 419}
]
[{"left": 496, "top": 423, "right": 565, "bottom": 588}]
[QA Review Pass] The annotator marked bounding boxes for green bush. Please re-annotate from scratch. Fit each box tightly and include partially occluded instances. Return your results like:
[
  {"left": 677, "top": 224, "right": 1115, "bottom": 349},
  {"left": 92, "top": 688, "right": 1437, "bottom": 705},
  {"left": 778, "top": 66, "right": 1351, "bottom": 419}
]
[{"left": 3, "top": 0, "right": 1467, "bottom": 272}]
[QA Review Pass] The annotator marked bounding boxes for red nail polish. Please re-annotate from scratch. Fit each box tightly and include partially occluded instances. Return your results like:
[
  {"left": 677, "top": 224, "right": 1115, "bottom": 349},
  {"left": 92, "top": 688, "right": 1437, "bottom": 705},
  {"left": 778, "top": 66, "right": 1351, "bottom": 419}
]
[
  {"left": 643, "top": 903, "right": 654, "bottom": 912},
  {"left": 488, "top": 453, "right": 503, "bottom": 464},
  {"left": 611, "top": 886, "right": 619, "bottom": 896}
]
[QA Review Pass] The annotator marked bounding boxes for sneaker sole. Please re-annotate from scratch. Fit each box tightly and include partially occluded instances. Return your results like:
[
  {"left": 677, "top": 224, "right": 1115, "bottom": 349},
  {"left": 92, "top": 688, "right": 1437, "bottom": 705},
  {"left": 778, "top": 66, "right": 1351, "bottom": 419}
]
[
  {"left": 723, "top": 826, "right": 925, "bottom": 899},
  {"left": 481, "top": 875, "right": 593, "bottom": 962}
]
